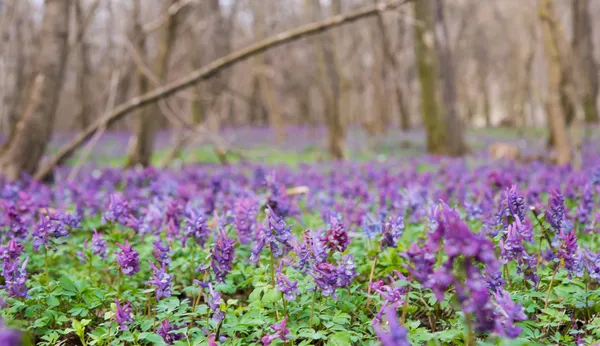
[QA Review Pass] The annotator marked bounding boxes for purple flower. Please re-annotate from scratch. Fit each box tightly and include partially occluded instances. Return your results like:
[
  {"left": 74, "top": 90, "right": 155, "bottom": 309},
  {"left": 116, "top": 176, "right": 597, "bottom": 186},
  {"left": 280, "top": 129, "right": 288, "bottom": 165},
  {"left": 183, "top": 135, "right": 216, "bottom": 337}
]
[
  {"left": 32, "top": 214, "right": 70, "bottom": 252},
  {"left": 182, "top": 208, "right": 210, "bottom": 247},
  {"left": 547, "top": 189, "right": 565, "bottom": 231},
  {"left": 250, "top": 206, "right": 293, "bottom": 262},
  {"left": 492, "top": 290, "right": 527, "bottom": 338},
  {"left": 1, "top": 257, "right": 28, "bottom": 298},
  {"left": 558, "top": 231, "right": 581, "bottom": 278},
  {"left": 211, "top": 230, "right": 235, "bottom": 283},
  {"left": 114, "top": 299, "right": 133, "bottom": 330},
  {"left": 310, "top": 255, "right": 357, "bottom": 298},
  {"left": 234, "top": 197, "right": 258, "bottom": 243},
  {"left": 505, "top": 185, "right": 526, "bottom": 223},
  {"left": 152, "top": 239, "right": 171, "bottom": 266},
  {"left": 116, "top": 241, "right": 140, "bottom": 276},
  {"left": 577, "top": 184, "right": 594, "bottom": 224},
  {"left": 157, "top": 320, "right": 185, "bottom": 345},
  {"left": 203, "top": 283, "right": 224, "bottom": 322},
  {"left": 584, "top": 249, "right": 600, "bottom": 282},
  {"left": 372, "top": 307, "right": 411, "bottom": 346},
  {"left": 0, "top": 319, "right": 21, "bottom": 346},
  {"left": 91, "top": 230, "right": 107, "bottom": 259},
  {"left": 261, "top": 317, "right": 290, "bottom": 346},
  {"left": 370, "top": 272, "right": 407, "bottom": 323},
  {"left": 382, "top": 216, "right": 405, "bottom": 249},
  {"left": 103, "top": 194, "right": 133, "bottom": 225},
  {"left": 402, "top": 243, "right": 436, "bottom": 284},
  {"left": 276, "top": 266, "right": 300, "bottom": 301},
  {"left": 147, "top": 261, "right": 172, "bottom": 300},
  {"left": 321, "top": 217, "right": 349, "bottom": 253}
]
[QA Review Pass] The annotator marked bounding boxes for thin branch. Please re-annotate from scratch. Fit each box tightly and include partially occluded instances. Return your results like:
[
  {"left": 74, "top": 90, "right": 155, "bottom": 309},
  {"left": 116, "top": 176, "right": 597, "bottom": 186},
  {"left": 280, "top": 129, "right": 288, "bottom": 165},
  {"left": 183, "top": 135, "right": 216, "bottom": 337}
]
[{"left": 35, "top": 0, "right": 414, "bottom": 181}]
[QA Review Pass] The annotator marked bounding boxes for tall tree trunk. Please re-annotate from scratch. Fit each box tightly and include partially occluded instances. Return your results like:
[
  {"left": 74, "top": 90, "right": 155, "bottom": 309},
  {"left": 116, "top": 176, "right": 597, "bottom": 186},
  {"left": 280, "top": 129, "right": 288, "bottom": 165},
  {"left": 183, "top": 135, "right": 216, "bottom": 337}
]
[
  {"left": 127, "top": 0, "right": 179, "bottom": 167},
  {"left": 413, "top": 0, "right": 444, "bottom": 154},
  {"left": 307, "top": 0, "right": 346, "bottom": 160},
  {"left": 75, "top": 0, "right": 92, "bottom": 130},
  {"left": 572, "top": 0, "right": 598, "bottom": 123},
  {"left": 539, "top": 0, "right": 571, "bottom": 165},
  {"left": 0, "top": 0, "right": 70, "bottom": 180},
  {"left": 250, "top": 1, "right": 285, "bottom": 143},
  {"left": 433, "top": 0, "right": 466, "bottom": 155}
]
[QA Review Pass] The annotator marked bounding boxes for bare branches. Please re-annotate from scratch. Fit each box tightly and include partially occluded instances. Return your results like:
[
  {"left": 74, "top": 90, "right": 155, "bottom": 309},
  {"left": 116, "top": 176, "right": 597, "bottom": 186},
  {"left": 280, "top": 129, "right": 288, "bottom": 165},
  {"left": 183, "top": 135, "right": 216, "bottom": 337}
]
[{"left": 34, "top": 0, "right": 413, "bottom": 181}]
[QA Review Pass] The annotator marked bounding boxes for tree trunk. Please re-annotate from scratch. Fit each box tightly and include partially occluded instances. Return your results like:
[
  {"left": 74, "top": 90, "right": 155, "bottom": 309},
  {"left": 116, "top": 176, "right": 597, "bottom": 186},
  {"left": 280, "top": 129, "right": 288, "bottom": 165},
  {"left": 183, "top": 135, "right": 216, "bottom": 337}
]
[
  {"left": 127, "top": 0, "right": 179, "bottom": 167},
  {"left": 433, "top": 0, "right": 466, "bottom": 155},
  {"left": 0, "top": 0, "right": 70, "bottom": 180},
  {"left": 540, "top": 0, "right": 571, "bottom": 165},
  {"left": 75, "top": 0, "right": 92, "bottom": 130},
  {"left": 572, "top": 0, "right": 598, "bottom": 123},
  {"left": 413, "top": 0, "right": 444, "bottom": 154}
]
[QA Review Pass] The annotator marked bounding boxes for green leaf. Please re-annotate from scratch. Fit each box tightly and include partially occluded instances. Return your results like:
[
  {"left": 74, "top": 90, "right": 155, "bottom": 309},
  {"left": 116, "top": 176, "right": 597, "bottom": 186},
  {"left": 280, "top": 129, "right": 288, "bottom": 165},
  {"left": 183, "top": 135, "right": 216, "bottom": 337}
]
[
  {"left": 59, "top": 276, "right": 78, "bottom": 294},
  {"left": 327, "top": 331, "right": 351, "bottom": 345},
  {"left": 144, "top": 333, "right": 167, "bottom": 345},
  {"left": 46, "top": 295, "right": 60, "bottom": 307}
]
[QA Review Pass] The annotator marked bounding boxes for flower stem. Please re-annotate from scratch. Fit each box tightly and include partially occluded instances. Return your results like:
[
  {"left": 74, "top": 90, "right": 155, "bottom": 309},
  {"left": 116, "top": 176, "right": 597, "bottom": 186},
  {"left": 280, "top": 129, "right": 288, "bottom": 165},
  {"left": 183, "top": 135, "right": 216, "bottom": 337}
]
[
  {"left": 401, "top": 285, "right": 410, "bottom": 324},
  {"left": 366, "top": 242, "right": 383, "bottom": 307},
  {"left": 309, "top": 290, "right": 317, "bottom": 328},
  {"left": 464, "top": 313, "right": 475, "bottom": 346},
  {"left": 44, "top": 248, "right": 50, "bottom": 283},
  {"left": 544, "top": 265, "right": 559, "bottom": 310},
  {"left": 270, "top": 249, "right": 280, "bottom": 320},
  {"left": 503, "top": 264, "right": 513, "bottom": 289}
]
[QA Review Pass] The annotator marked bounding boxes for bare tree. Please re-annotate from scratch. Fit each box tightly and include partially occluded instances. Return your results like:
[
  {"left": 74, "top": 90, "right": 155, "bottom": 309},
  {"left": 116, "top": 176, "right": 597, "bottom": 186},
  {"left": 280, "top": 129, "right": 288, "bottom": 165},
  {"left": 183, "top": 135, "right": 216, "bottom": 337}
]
[
  {"left": 539, "top": 0, "right": 571, "bottom": 165},
  {"left": 307, "top": 0, "right": 347, "bottom": 160},
  {"left": 0, "top": 0, "right": 71, "bottom": 180},
  {"left": 572, "top": 0, "right": 598, "bottom": 123},
  {"left": 413, "top": 0, "right": 445, "bottom": 154},
  {"left": 433, "top": 0, "right": 467, "bottom": 155},
  {"left": 127, "top": 0, "right": 180, "bottom": 167}
]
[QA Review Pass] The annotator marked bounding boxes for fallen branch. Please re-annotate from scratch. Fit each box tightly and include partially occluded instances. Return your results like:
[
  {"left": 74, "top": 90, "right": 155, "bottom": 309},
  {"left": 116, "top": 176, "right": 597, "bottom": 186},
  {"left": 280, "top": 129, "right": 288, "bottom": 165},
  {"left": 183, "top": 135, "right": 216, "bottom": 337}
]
[{"left": 34, "top": 0, "right": 412, "bottom": 181}]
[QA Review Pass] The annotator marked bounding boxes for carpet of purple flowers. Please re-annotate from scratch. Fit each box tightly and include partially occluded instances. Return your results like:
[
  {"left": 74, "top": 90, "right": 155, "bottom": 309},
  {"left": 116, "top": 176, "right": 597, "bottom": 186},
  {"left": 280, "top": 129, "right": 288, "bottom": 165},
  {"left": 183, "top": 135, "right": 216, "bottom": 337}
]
[{"left": 2, "top": 133, "right": 600, "bottom": 345}]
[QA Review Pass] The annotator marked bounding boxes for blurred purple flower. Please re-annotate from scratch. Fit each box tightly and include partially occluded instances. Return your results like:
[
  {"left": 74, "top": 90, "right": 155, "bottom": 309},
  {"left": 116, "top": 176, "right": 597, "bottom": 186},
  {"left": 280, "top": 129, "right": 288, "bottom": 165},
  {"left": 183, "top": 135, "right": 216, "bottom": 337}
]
[
  {"left": 91, "top": 230, "right": 107, "bottom": 259},
  {"left": 492, "top": 290, "right": 527, "bottom": 338},
  {"left": 157, "top": 320, "right": 185, "bottom": 345},
  {"left": 0, "top": 319, "right": 21, "bottom": 346},
  {"left": 211, "top": 230, "right": 235, "bottom": 283},
  {"left": 116, "top": 241, "right": 140, "bottom": 276},
  {"left": 234, "top": 197, "right": 258, "bottom": 244},
  {"left": 182, "top": 208, "right": 210, "bottom": 247},
  {"left": 1, "top": 257, "right": 28, "bottom": 298},
  {"left": 114, "top": 299, "right": 133, "bottom": 330},
  {"left": 372, "top": 306, "right": 411, "bottom": 346},
  {"left": 276, "top": 265, "right": 300, "bottom": 301},
  {"left": 261, "top": 317, "right": 290, "bottom": 346},
  {"left": 203, "top": 283, "right": 225, "bottom": 322},
  {"left": 147, "top": 260, "right": 172, "bottom": 300},
  {"left": 103, "top": 193, "right": 133, "bottom": 225},
  {"left": 547, "top": 190, "right": 565, "bottom": 232},
  {"left": 321, "top": 217, "right": 349, "bottom": 253},
  {"left": 382, "top": 216, "right": 405, "bottom": 249},
  {"left": 152, "top": 239, "right": 171, "bottom": 266}
]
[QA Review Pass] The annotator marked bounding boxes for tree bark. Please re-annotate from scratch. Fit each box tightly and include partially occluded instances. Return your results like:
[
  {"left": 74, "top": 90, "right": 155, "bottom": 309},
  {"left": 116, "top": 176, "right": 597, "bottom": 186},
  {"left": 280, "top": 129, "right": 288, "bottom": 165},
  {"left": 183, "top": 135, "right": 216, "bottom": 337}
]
[
  {"left": 35, "top": 0, "right": 412, "bottom": 181},
  {"left": 539, "top": 0, "right": 571, "bottom": 165},
  {"left": 572, "top": 0, "right": 598, "bottom": 123},
  {"left": 0, "top": 0, "right": 70, "bottom": 180},
  {"left": 413, "top": 0, "right": 444, "bottom": 154},
  {"left": 127, "top": 0, "right": 180, "bottom": 167},
  {"left": 433, "top": 0, "right": 467, "bottom": 155},
  {"left": 75, "top": 0, "right": 92, "bottom": 130}
]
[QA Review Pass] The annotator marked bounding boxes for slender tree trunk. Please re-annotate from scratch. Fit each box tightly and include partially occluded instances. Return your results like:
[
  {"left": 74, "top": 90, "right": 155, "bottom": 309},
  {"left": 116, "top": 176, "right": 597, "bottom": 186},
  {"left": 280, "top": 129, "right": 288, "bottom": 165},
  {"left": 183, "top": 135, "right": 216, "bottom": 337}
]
[
  {"left": 75, "top": 0, "right": 92, "bottom": 130},
  {"left": 413, "top": 0, "right": 444, "bottom": 154},
  {"left": 573, "top": 0, "right": 598, "bottom": 123},
  {"left": 539, "top": 0, "right": 571, "bottom": 165},
  {"left": 127, "top": 0, "right": 179, "bottom": 167},
  {"left": 0, "top": 0, "right": 70, "bottom": 180}
]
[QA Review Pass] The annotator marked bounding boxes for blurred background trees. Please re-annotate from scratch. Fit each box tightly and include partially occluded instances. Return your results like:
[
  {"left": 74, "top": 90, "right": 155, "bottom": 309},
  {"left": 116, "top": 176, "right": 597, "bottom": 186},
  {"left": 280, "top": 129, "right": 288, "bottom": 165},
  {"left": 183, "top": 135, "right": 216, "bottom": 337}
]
[{"left": 0, "top": 0, "right": 598, "bottom": 179}]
